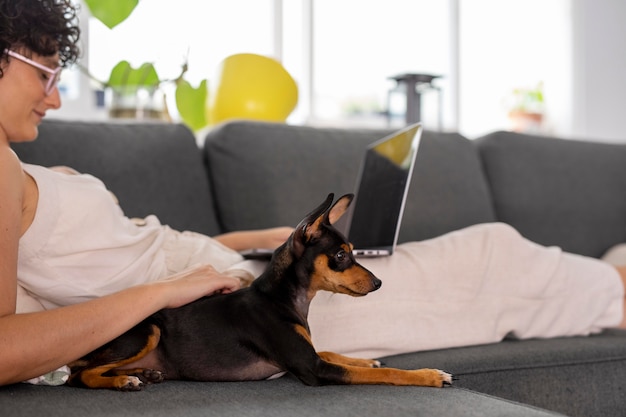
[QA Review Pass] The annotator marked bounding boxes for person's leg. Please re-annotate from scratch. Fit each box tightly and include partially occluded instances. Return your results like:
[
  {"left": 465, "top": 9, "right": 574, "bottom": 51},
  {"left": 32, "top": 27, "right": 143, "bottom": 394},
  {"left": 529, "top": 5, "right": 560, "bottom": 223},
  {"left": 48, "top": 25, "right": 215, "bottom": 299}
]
[
  {"left": 307, "top": 223, "right": 624, "bottom": 358},
  {"left": 599, "top": 245, "right": 626, "bottom": 329},
  {"left": 615, "top": 266, "right": 626, "bottom": 329}
]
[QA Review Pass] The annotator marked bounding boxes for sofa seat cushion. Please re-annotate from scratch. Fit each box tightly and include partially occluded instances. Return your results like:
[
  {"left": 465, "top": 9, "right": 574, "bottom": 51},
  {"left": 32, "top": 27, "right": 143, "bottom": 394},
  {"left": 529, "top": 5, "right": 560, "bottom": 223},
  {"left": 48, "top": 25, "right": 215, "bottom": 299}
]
[
  {"left": 204, "top": 121, "right": 496, "bottom": 241},
  {"left": 380, "top": 329, "right": 626, "bottom": 417},
  {"left": 476, "top": 131, "right": 626, "bottom": 257},
  {"left": 1, "top": 374, "right": 564, "bottom": 417},
  {"left": 12, "top": 119, "right": 222, "bottom": 236}
]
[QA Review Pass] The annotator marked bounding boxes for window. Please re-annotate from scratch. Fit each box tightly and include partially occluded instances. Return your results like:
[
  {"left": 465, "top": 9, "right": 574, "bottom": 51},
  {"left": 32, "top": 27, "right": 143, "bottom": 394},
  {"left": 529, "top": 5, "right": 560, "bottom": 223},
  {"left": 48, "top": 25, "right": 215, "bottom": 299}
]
[
  {"left": 65, "top": 0, "right": 572, "bottom": 138},
  {"left": 458, "top": 0, "right": 571, "bottom": 137},
  {"left": 77, "top": 0, "right": 452, "bottom": 130},
  {"left": 88, "top": 0, "right": 274, "bottom": 90},
  {"left": 310, "top": 0, "right": 450, "bottom": 129}
]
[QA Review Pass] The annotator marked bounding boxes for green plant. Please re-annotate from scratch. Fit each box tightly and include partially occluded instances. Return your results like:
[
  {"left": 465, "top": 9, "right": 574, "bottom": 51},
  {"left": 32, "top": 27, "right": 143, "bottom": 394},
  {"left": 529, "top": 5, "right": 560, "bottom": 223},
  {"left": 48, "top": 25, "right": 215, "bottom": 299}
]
[
  {"left": 509, "top": 82, "right": 545, "bottom": 114},
  {"left": 82, "top": 0, "right": 208, "bottom": 131},
  {"left": 83, "top": 0, "right": 138, "bottom": 29}
]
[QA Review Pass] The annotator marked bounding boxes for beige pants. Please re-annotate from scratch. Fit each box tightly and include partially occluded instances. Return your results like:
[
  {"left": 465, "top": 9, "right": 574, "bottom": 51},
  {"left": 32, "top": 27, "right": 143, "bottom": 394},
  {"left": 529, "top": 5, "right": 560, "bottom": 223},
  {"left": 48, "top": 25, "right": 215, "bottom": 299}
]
[{"left": 224, "top": 223, "right": 623, "bottom": 358}]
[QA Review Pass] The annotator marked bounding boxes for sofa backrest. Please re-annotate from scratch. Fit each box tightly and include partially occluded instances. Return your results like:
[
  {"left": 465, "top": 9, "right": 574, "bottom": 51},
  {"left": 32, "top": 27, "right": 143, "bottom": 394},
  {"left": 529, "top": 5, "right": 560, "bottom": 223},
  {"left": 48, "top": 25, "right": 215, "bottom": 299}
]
[
  {"left": 477, "top": 131, "right": 626, "bottom": 257},
  {"left": 12, "top": 119, "right": 222, "bottom": 236},
  {"left": 203, "top": 121, "right": 496, "bottom": 242}
]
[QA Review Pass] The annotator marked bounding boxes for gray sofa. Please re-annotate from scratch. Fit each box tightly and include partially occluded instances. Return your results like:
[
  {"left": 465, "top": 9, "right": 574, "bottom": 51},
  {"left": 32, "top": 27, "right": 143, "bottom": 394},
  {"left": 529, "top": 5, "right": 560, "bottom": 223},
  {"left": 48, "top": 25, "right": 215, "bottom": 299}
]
[{"left": 4, "top": 119, "right": 626, "bottom": 417}]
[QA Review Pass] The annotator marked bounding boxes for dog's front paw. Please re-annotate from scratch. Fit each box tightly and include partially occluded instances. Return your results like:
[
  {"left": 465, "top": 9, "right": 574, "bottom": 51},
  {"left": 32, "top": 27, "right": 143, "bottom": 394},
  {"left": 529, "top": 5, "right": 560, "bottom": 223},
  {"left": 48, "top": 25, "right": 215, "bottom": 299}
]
[
  {"left": 436, "top": 370, "right": 453, "bottom": 387},
  {"left": 408, "top": 368, "right": 453, "bottom": 388},
  {"left": 370, "top": 359, "right": 382, "bottom": 368},
  {"left": 428, "top": 369, "right": 453, "bottom": 388}
]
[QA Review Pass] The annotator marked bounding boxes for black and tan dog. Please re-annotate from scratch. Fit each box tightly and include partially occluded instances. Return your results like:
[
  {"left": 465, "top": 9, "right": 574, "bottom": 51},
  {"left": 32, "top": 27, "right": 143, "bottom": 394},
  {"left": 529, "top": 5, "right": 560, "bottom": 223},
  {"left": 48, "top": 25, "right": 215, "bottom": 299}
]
[{"left": 68, "top": 193, "right": 452, "bottom": 390}]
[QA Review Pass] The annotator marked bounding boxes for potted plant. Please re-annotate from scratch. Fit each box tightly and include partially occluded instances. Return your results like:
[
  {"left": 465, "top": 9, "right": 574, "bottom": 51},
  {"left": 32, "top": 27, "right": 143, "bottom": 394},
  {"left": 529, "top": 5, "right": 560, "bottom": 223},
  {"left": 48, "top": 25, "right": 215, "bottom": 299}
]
[
  {"left": 507, "top": 82, "right": 545, "bottom": 133},
  {"left": 82, "top": 0, "right": 208, "bottom": 132}
]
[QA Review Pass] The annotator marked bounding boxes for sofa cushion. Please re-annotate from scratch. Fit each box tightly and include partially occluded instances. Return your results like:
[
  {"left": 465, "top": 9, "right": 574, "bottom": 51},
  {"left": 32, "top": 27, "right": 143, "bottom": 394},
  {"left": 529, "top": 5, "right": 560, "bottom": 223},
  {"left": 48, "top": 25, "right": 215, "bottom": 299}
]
[
  {"left": 476, "top": 131, "right": 626, "bottom": 257},
  {"left": 12, "top": 119, "right": 221, "bottom": 236},
  {"left": 203, "top": 121, "right": 496, "bottom": 241},
  {"left": 1, "top": 374, "right": 565, "bottom": 417},
  {"left": 398, "top": 127, "right": 497, "bottom": 242},
  {"left": 381, "top": 329, "right": 626, "bottom": 417}
]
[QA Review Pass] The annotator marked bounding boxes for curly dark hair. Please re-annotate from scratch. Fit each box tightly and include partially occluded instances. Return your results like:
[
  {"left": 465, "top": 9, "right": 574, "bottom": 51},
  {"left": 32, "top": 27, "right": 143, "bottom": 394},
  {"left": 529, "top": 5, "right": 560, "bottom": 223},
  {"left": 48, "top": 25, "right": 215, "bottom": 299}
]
[{"left": 0, "top": 0, "right": 81, "bottom": 77}]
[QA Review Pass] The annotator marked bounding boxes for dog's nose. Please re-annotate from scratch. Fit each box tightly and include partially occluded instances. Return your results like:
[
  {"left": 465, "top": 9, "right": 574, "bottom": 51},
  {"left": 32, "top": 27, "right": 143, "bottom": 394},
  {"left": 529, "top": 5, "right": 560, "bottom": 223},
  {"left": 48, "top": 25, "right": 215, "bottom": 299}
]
[{"left": 372, "top": 277, "right": 382, "bottom": 290}]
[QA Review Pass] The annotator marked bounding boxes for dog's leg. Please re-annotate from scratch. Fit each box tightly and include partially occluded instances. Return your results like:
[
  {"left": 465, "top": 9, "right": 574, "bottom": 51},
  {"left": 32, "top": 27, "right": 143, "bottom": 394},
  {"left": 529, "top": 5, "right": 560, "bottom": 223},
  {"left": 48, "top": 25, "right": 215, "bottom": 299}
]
[
  {"left": 292, "top": 325, "right": 451, "bottom": 387},
  {"left": 314, "top": 352, "right": 450, "bottom": 387},
  {"left": 108, "top": 367, "right": 165, "bottom": 385},
  {"left": 295, "top": 350, "right": 451, "bottom": 387},
  {"left": 317, "top": 351, "right": 381, "bottom": 368},
  {"left": 329, "top": 364, "right": 452, "bottom": 387},
  {"left": 69, "top": 324, "right": 162, "bottom": 391}
]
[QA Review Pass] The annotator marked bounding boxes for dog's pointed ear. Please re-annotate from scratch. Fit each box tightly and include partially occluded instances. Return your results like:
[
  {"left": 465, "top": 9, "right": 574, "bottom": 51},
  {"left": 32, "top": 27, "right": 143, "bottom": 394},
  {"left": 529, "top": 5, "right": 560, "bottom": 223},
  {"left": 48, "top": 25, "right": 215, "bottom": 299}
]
[
  {"left": 292, "top": 194, "right": 335, "bottom": 256},
  {"left": 327, "top": 194, "right": 353, "bottom": 225}
]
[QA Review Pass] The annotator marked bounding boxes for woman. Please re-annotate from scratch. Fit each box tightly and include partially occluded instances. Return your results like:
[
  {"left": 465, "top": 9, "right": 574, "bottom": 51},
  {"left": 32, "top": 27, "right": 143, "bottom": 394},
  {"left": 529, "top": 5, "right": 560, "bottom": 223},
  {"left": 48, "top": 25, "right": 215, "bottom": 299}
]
[
  {"left": 0, "top": 0, "right": 291, "bottom": 385},
  {"left": 1, "top": 0, "right": 625, "bottom": 387}
]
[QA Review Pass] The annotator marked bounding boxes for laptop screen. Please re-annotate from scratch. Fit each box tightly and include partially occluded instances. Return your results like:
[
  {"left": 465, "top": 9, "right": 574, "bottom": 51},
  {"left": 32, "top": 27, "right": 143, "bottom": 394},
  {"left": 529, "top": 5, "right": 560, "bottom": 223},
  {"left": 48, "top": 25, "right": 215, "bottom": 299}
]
[{"left": 346, "top": 124, "right": 422, "bottom": 252}]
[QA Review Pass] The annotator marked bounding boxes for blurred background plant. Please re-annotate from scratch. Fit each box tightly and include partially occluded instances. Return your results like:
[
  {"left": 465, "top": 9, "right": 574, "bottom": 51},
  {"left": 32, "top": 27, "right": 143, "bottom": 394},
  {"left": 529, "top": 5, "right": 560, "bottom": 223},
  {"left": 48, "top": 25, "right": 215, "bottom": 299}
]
[
  {"left": 506, "top": 82, "right": 545, "bottom": 133},
  {"left": 509, "top": 82, "right": 545, "bottom": 114},
  {"left": 83, "top": 0, "right": 209, "bottom": 131}
]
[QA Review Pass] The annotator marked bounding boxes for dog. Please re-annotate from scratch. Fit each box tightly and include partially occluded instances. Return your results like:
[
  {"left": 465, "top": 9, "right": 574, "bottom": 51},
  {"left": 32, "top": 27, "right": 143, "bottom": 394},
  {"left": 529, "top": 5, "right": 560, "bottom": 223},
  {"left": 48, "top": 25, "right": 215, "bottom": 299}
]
[{"left": 68, "top": 193, "right": 452, "bottom": 390}]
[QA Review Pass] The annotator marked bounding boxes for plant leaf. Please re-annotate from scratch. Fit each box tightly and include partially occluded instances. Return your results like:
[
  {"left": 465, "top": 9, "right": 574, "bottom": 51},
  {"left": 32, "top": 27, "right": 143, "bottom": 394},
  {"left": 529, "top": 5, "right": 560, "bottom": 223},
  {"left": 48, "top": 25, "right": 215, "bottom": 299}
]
[
  {"left": 107, "top": 61, "right": 160, "bottom": 89},
  {"left": 84, "top": 0, "right": 139, "bottom": 29},
  {"left": 175, "top": 79, "right": 209, "bottom": 132}
]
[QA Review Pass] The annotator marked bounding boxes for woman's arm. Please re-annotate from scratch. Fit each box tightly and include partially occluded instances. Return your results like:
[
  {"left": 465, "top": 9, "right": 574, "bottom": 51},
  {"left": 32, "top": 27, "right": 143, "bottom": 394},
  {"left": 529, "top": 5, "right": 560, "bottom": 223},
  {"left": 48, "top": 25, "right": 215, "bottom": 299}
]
[
  {"left": 0, "top": 264, "right": 240, "bottom": 386},
  {"left": 214, "top": 227, "right": 294, "bottom": 252},
  {"left": 1, "top": 151, "right": 240, "bottom": 385}
]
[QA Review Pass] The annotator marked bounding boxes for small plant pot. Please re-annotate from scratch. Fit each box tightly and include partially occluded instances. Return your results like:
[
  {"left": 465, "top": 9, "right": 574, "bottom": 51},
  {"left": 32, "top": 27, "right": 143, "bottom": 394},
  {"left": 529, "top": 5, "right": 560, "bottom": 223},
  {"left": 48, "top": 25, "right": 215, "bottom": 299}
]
[
  {"left": 508, "top": 110, "right": 543, "bottom": 133},
  {"left": 106, "top": 86, "right": 169, "bottom": 121}
]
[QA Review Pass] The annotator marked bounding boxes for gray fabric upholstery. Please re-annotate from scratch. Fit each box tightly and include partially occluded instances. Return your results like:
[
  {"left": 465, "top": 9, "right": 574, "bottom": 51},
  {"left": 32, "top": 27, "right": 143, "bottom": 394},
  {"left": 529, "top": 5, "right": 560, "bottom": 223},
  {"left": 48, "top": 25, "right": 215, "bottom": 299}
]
[
  {"left": 399, "top": 128, "right": 496, "bottom": 242},
  {"left": 477, "top": 131, "right": 626, "bottom": 257},
  {"left": 204, "top": 121, "right": 496, "bottom": 241},
  {"left": 204, "top": 121, "right": 392, "bottom": 231},
  {"left": 382, "top": 329, "right": 626, "bottom": 417},
  {"left": 1, "top": 377, "right": 565, "bottom": 417},
  {"left": 11, "top": 120, "right": 221, "bottom": 236}
]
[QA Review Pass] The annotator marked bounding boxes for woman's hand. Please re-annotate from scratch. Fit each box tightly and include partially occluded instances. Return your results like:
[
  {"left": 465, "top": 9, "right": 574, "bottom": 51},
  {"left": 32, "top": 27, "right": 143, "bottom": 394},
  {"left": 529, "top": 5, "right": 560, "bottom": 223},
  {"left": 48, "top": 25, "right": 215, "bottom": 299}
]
[
  {"left": 214, "top": 227, "right": 294, "bottom": 252},
  {"left": 156, "top": 264, "right": 242, "bottom": 309}
]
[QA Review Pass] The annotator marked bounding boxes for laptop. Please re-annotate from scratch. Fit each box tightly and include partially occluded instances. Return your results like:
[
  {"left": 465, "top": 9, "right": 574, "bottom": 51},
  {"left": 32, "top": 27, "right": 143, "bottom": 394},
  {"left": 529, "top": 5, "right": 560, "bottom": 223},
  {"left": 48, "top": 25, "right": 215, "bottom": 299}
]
[
  {"left": 338, "top": 122, "right": 422, "bottom": 257},
  {"left": 241, "top": 123, "right": 422, "bottom": 259}
]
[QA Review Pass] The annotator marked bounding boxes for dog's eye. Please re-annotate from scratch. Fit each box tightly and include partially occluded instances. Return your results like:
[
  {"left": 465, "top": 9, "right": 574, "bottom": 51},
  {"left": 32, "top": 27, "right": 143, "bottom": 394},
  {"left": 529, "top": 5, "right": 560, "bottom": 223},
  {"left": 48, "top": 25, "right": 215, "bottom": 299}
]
[{"left": 335, "top": 250, "right": 346, "bottom": 262}]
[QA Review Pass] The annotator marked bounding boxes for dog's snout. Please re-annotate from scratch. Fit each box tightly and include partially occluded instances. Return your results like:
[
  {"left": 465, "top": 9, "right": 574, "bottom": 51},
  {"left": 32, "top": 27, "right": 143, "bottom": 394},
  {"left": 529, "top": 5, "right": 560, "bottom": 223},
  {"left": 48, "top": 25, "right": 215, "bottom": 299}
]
[
  {"left": 371, "top": 277, "right": 382, "bottom": 291},
  {"left": 372, "top": 277, "right": 382, "bottom": 290}
]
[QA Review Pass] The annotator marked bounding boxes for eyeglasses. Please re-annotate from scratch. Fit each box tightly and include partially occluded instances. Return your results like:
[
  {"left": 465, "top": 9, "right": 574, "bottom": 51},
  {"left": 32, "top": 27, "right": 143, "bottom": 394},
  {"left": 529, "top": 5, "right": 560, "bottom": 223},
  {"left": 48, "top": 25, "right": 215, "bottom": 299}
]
[{"left": 4, "top": 49, "right": 62, "bottom": 95}]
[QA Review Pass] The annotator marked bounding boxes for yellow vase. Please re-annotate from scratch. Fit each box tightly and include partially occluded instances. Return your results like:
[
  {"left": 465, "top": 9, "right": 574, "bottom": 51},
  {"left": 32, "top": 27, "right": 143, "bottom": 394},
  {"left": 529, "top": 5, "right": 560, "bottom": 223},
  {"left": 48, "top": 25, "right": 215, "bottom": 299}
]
[{"left": 207, "top": 53, "right": 298, "bottom": 125}]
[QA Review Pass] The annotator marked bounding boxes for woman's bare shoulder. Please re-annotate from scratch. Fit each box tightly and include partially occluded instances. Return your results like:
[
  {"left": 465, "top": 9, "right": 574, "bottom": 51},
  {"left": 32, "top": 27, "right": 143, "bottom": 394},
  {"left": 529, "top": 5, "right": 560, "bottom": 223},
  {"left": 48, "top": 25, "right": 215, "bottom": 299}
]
[
  {"left": 0, "top": 146, "right": 24, "bottom": 315},
  {"left": 0, "top": 146, "right": 23, "bottom": 187}
]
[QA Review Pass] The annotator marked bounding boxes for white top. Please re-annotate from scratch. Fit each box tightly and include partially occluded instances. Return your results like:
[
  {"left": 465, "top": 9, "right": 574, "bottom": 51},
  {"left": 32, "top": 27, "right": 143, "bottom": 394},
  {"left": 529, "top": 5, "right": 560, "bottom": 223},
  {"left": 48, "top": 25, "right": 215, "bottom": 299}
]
[{"left": 18, "top": 164, "right": 168, "bottom": 309}]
